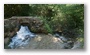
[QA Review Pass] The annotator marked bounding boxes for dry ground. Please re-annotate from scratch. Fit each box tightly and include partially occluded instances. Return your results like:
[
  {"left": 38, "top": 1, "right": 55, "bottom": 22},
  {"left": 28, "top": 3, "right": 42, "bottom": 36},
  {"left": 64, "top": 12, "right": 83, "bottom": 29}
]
[{"left": 22, "top": 34, "right": 67, "bottom": 49}]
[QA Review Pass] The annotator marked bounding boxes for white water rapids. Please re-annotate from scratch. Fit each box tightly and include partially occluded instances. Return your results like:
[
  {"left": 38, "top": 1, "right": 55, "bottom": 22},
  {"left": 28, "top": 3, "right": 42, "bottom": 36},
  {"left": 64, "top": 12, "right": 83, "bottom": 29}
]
[{"left": 8, "top": 25, "right": 36, "bottom": 49}]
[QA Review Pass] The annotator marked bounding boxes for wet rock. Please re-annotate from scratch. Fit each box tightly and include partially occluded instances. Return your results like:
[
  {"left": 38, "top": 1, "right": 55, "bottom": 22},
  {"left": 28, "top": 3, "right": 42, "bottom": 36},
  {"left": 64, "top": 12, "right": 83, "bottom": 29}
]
[
  {"left": 71, "top": 41, "right": 82, "bottom": 49},
  {"left": 59, "top": 36, "right": 67, "bottom": 42},
  {"left": 54, "top": 33, "right": 67, "bottom": 42},
  {"left": 63, "top": 42, "right": 74, "bottom": 49},
  {"left": 54, "top": 33, "right": 60, "bottom": 38}
]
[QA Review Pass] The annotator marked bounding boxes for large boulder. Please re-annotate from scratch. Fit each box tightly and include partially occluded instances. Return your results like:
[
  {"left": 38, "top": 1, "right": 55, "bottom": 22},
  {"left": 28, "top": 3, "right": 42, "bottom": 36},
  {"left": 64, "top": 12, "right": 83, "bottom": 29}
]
[{"left": 4, "top": 16, "right": 48, "bottom": 38}]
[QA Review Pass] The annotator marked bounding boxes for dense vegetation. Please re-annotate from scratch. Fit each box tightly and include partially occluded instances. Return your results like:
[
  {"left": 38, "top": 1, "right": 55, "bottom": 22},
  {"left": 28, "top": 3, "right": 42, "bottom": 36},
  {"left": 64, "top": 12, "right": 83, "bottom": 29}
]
[{"left": 4, "top": 4, "right": 84, "bottom": 48}]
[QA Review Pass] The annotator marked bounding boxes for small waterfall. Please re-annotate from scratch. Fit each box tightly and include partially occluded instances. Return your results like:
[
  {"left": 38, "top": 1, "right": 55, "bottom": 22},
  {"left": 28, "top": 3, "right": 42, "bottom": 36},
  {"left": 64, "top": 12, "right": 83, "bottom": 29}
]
[{"left": 8, "top": 25, "right": 36, "bottom": 49}]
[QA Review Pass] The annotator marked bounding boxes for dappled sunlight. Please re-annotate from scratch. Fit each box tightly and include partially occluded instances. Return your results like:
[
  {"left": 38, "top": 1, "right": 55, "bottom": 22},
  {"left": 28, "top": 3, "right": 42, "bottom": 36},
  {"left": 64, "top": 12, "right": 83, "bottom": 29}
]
[
  {"left": 35, "top": 35, "right": 42, "bottom": 41},
  {"left": 52, "top": 37, "right": 63, "bottom": 43}
]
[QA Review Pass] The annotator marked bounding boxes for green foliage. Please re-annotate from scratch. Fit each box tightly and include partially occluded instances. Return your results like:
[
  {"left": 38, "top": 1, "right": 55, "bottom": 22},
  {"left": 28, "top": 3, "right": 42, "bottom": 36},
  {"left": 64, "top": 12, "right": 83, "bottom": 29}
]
[
  {"left": 77, "top": 37, "right": 84, "bottom": 48},
  {"left": 40, "top": 17, "right": 53, "bottom": 34},
  {"left": 44, "top": 23, "right": 53, "bottom": 34},
  {"left": 4, "top": 4, "right": 84, "bottom": 38}
]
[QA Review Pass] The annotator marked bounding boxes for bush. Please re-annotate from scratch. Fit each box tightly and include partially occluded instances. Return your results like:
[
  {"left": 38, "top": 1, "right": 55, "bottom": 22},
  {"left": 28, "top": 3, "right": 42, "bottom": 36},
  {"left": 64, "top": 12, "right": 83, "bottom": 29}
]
[
  {"left": 39, "top": 17, "right": 53, "bottom": 34},
  {"left": 44, "top": 23, "right": 53, "bottom": 34}
]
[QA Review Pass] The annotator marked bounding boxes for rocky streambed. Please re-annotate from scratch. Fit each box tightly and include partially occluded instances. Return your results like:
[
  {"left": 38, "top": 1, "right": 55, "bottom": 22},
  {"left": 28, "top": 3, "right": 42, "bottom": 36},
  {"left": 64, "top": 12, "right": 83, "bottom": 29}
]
[
  {"left": 4, "top": 17, "right": 83, "bottom": 49},
  {"left": 5, "top": 34, "right": 82, "bottom": 49},
  {"left": 5, "top": 26, "right": 82, "bottom": 49}
]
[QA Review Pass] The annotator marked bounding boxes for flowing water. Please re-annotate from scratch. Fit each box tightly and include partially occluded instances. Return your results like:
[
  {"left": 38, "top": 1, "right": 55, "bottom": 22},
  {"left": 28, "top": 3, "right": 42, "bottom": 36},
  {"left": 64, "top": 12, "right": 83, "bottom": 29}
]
[
  {"left": 8, "top": 26, "right": 81, "bottom": 49},
  {"left": 8, "top": 25, "right": 36, "bottom": 49}
]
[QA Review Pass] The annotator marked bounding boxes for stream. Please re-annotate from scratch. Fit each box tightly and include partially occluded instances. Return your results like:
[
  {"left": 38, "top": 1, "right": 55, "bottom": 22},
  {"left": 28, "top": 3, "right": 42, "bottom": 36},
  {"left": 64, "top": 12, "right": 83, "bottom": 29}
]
[
  {"left": 8, "top": 26, "right": 82, "bottom": 49},
  {"left": 8, "top": 25, "right": 36, "bottom": 49}
]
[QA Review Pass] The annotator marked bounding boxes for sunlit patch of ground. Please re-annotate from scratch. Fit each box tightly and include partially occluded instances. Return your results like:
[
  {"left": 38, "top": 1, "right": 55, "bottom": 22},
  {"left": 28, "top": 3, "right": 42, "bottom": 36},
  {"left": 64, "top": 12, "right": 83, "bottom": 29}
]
[
  {"left": 52, "top": 37, "right": 63, "bottom": 43},
  {"left": 23, "top": 34, "right": 66, "bottom": 49}
]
